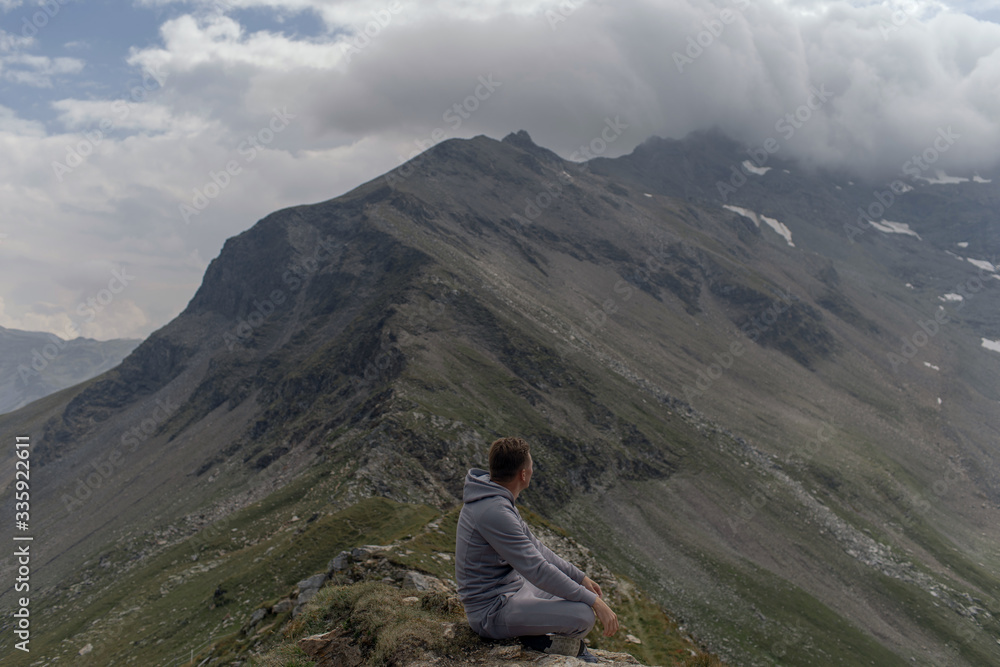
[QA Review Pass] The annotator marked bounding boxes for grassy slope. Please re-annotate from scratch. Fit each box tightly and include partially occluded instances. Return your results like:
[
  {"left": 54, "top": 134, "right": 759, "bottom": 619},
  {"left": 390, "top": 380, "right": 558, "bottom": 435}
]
[
  {"left": 9, "top": 464, "right": 434, "bottom": 666},
  {"left": 9, "top": 437, "right": 718, "bottom": 666},
  {"left": 386, "top": 275, "right": 1000, "bottom": 666},
  {"left": 237, "top": 503, "right": 723, "bottom": 667}
]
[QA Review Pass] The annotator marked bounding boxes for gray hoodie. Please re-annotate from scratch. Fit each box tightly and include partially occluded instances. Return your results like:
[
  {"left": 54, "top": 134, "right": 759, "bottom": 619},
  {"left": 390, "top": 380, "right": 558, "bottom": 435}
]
[{"left": 455, "top": 468, "right": 597, "bottom": 636}]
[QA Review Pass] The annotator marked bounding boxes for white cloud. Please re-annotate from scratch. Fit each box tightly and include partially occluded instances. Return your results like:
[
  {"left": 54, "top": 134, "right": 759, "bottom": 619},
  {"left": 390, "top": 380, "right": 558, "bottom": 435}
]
[
  {"left": 51, "top": 99, "right": 206, "bottom": 133},
  {"left": 3, "top": 0, "right": 1000, "bottom": 342},
  {"left": 0, "top": 28, "right": 32, "bottom": 51},
  {"left": 134, "top": 0, "right": 552, "bottom": 24},
  {"left": 0, "top": 104, "right": 46, "bottom": 136},
  {"left": 1, "top": 52, "right": 84, "bottom": 87},
  {"left": 128, "top": 13, "right": 345, "bottom": 73},
  {"left": 113, "top": 1, "right": 1000, "bottom": 182}
]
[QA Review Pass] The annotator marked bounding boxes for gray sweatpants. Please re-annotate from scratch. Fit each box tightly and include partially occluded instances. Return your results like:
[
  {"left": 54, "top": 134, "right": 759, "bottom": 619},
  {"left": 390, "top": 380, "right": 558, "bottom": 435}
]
[{"left": 481, "top": 580, "right": 596, "bottom": 639}]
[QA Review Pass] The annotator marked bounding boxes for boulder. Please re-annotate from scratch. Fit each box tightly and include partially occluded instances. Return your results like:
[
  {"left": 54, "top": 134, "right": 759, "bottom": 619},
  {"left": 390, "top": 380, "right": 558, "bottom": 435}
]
[
  {"left": 272, "top": 598, "right": 293, "bottom": 614},
  {"left": 402, "top": 570, "right": 450, "bottom": 593},
  {"left": 328, "top": 550, "right": 351, "bottom": 573},
  {"left": 297, "top": 573, "right": 328, "bottom": 591},
  {"left": 351, "top": 546, "right": 376, "bottom": 561},
  {"left": 248, "top": 608, "right": 267, "bottom": 627}
]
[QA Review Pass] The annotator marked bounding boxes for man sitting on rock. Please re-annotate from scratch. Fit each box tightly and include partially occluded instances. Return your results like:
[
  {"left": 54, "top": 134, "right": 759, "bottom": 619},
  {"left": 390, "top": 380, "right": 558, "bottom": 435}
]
[{"left": 455, "top": 436, "right": 619, "bottom": 663}]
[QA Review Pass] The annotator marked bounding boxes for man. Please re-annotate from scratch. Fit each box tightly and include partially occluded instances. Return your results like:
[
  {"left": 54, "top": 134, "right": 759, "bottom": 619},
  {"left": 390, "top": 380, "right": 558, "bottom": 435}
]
[{"left": 455, "top": 436, "right": 619, "bottom": 662}]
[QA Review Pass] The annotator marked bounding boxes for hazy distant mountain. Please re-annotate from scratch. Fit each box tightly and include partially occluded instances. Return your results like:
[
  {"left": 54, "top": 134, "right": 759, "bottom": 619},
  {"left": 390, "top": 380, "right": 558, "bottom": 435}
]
[
  {"left": 2, "top": 129, "right": 999, "bottom": 666},
  {"left": 0, "top": 326, "right": 141, "bottom": 414}
]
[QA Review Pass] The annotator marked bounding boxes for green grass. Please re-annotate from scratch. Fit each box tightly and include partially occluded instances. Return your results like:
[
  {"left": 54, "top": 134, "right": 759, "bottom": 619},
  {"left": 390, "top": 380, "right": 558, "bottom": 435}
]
[
  {"left": 876, "top": 575, "right": 1000, "bottom": 666},
  {"left": 6, "top": 494, "right": 438, "bottom": 667},
  {"left": 250, "top": 581, "right": 481, "bottom": 667},
  {"left": 240, "top": 510, "right": 725, "bottom": 667},
  {"left": 573, "top": 500, "right": 913, "bottom": 667}
]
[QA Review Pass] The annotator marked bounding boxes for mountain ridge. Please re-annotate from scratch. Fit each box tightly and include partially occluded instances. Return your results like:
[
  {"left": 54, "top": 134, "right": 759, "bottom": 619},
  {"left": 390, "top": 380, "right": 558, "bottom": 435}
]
[
  {"left": 2, "top": 128, "right": 999, "bottom": 665},
  {"left": 0, "top": 325, "right": 141, "bottom": 416}
]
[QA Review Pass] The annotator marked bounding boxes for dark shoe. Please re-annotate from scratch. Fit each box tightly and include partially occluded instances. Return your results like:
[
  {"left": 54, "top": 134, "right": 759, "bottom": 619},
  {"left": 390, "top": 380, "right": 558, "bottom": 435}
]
[
  {"left": 518, "top": 634, "right": 583, "bottom": 657},
  {"left": 518, "top": 634, "right": 551, "bottom": 652},
  {"left": 577, "top": 646, "right": 599, "bottom": 663}
]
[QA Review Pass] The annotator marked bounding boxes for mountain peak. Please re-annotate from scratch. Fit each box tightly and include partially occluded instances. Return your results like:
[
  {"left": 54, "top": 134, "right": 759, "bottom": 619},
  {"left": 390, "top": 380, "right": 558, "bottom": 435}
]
[
  {"left": 501, "top": 129, "right": 536, "bottom": 148},
  {"left": 501, "top": 129, "right": 564, "bottom": 165}
]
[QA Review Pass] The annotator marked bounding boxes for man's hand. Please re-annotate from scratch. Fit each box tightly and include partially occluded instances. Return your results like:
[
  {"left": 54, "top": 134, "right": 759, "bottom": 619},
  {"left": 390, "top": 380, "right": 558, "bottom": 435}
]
[
  {"left": 582, "top": 576, "right": 602, "bottom": 598},
  {"left": 591, "top": 596, "right": 619, "bottom": 637}
]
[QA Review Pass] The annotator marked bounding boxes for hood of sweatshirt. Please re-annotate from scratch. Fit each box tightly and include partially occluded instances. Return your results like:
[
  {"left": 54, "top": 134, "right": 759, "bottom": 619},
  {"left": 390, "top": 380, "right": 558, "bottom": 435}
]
[{"left": 462, "top": 468, "right": 514, "bottom": 505}]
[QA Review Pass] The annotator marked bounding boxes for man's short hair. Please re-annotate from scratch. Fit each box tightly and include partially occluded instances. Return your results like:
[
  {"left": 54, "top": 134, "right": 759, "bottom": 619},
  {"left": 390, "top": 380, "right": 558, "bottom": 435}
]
[{"left": 489, "top": 437, "right": 530, "bottom": 483}]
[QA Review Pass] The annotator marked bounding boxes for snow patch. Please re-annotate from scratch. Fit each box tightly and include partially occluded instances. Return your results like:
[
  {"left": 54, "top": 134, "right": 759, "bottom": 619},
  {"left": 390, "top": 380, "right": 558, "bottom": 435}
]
[
  {"left": 982, "top": 338, "right": 1000, "bottom": 353},
  {"left": 867, "top": 219, "right": 921, "bottom": 239},
  {"left": 723, "top": 205, "right": 759, "bottom": 226},
  {"left": 919, "top": 170, "right": 969, "bottom": 185},
  {"left": 923, "top": 362, "right": 940, "bottom": 371},
  {"left": 939, "top": 293, "right": 964, "bottom": 302},
  {"left": 966, "top": 257, "right": 996, "bottom": 272},
  {"left": 905, "top": 283, "right": 914, "bottom": 289},
  {"left": 742, "top": 160, "right": 771, "bottom": 176},
  {"left": 973, "top": 174, "right": 992, "bottom": 183},
  {"left": 722, "top": 205, "right": 794, "bottom": 246},
  {"left": 896, "top": 182, "right": 914, "bottom": 193},
  {"left": 957, "top": 242, "right": 969, "bottom": 248},
  {"left": 937, "top": 397, "right": 942, "bottom": 405},
  {"left": 643, "top": 193, "right": 653, "bottom": 197},
  {"left": 760, "top": 214, "right": 795, "bottom": 246}
]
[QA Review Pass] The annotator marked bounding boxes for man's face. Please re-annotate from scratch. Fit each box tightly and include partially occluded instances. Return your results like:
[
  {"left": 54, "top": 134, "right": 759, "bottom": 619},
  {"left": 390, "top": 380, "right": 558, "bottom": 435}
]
[{"left": 522, "top": 453, "right": 533, "bottom": 488}]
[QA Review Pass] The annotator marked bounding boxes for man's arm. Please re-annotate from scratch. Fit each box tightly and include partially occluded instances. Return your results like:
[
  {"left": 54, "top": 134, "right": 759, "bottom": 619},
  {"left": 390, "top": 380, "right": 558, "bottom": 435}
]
[
  {"left": 477, "top": 504, "right": 597, "bottom": 606},
  {"left": 527, "top": 530, "right": 586, "bottom": 584}
]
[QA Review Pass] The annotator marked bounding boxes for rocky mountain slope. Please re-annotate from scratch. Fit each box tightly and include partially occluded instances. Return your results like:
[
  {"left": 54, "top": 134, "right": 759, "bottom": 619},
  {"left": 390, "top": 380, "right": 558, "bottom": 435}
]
[
  {"left": 0, "top": 325, "right": 141, "bottom": 414},
  {"left": 1, "top": 128, "right": 999, "bottom": 666}
]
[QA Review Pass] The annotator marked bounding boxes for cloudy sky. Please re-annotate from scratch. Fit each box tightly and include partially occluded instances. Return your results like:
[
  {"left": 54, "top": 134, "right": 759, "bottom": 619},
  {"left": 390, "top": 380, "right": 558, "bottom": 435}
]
[{"left": 1, "top": 0, "right": 999, "bottom": 342}]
